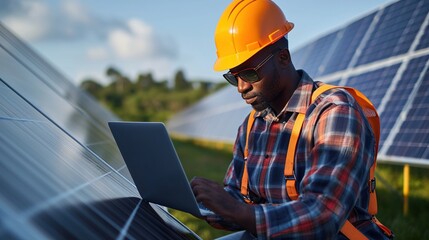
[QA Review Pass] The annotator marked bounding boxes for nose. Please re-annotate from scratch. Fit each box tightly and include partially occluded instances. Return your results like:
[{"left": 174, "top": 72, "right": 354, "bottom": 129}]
[{"left": 237, "top": 77, "right": 252, "bottom": 94}]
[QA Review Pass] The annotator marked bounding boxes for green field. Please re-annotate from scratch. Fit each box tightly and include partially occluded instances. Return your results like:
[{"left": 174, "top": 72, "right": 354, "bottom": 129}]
[{"left": 171, "top": 138, "right": 429, "bottom": 240}]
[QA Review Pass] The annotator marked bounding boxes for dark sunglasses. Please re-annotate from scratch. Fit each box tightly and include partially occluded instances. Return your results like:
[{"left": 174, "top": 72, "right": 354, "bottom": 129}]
[{"left": 223, "top": 52, "right": 275, "bottom": 86}]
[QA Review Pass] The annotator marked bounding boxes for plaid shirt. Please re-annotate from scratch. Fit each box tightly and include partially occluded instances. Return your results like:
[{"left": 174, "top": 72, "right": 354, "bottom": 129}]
[{"left": 207, "top": 70, "right": 390, "bottom": 239}]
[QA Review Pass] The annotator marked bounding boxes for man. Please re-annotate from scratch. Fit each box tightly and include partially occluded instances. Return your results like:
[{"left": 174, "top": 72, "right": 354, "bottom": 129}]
[{"left": 191, "top": 0, "right": 392, "bottom": 239}]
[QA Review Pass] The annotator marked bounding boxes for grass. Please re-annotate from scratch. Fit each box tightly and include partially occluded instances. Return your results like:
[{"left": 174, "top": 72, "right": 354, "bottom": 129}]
[{"left": 170, "top": 138, "right": 429, "bottom": 240}]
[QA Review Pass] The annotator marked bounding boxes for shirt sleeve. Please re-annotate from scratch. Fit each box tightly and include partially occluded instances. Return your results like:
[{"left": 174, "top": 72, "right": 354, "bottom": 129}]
[{"left": 255, "top": 96, "right": 375, "bottom": 239}]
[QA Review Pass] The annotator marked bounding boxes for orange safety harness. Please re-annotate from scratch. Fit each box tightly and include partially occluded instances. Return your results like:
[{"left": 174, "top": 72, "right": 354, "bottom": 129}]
[{"left": 241, "top": 84, "right": 393, "bottom": 239}]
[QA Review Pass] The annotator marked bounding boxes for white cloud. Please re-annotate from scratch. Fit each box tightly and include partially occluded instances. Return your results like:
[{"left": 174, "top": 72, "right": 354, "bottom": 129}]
[
  {"left": 0, "top": 0, "right": 101, "bottom": 41},
  {"left": 107, "top": 18, "right": 178, "bottom": 61},
  {"left": 1, "top": 0, "right": 51, "bottom": 41},
  {"left": 108, "top": 19, "right": 156, "bottom": 59}
]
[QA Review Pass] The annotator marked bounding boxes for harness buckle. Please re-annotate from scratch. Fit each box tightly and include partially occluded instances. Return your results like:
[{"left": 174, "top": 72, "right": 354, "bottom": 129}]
[
  {"left": 285, "top": 174, "right": 296, "bottom": 180},
  {"left": 369, "top": 177, "right": 376, "bottom": 193}
]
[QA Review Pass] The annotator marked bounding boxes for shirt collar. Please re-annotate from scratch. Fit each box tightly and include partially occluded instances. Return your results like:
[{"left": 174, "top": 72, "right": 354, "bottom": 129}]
[
  {"left": 282, "top": 70, "right": 314, "bottom": 114},
  {"left": 254, "top": 70, "right": 315, "bottom": 121}
]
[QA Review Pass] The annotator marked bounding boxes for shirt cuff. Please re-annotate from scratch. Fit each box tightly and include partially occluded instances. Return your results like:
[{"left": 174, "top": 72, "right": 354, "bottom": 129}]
[{"left": 255, "top": 204, "right": 269, "bottom": 239}]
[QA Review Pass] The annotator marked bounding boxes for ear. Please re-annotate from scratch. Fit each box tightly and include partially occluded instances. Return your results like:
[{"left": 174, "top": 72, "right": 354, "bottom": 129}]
[{"left": 278, "top": 49, "right": 291, "bottom": 66}]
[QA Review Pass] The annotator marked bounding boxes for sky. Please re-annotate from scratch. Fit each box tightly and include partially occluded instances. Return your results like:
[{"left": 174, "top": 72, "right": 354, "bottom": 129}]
[{"left": 0, "top": 0, "right": 393, "bottom": 86}]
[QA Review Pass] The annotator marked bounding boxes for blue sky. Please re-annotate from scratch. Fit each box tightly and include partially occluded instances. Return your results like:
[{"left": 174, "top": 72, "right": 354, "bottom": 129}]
[{"left": 0, "top": 0, "right": 393, "bottom": 85}]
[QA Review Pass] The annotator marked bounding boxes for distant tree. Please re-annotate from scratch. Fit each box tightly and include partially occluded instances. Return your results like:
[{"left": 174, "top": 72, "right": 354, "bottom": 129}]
[
  {"left": 106, "top": 67, "right": 121, "bottom": 77},
  {"left": 156, "top": 80, "right": 169, "bottom": 91},
  {"left": 80, "top": 78, "right": 103, "bottom": 98},
  {"left": 79, "top": 66, "right": 225, "bottom": 122},
  {"left": 174, "top": 69, "right": 192, "bottom": 91},
  {"left": 106, "top": 66, "right": 132, "bottom": 94},
  {"left": 136, "top": 73, "right": 156, "bottom": 90}
]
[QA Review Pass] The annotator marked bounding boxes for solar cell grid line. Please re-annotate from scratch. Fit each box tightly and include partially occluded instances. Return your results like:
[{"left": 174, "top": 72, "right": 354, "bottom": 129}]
[
  {"left": 35, "top": 197, "right": 143, "bottom": 239},
  {"left": 357, "top": 7, "right": 429, "bottom": 151},
  {"left": 1, "top": 23, "right": 119, "bottom": 131},
  {"left": 394, "top": 0, "right": 429, "bottom": 53},
  {"left": 412, "top": 5, "right": 429, "bottom": 51},
  {"left": 0, "top": 84, "right": 47, "bottom": 121},
  {"left": 21, "top": 172, "right": 112, "bottom": 219},
  {"left": 313, "top": 30, "right": 344, "bottom": 77},
  {"left": 0, "top": 105, "right": 197, "bottom": 238},
  {"left": 416, "top": 12, "right": 429, "bottom": 50},
  {"left": 0, "top": 126, "right": 132, "bottom": 237},
  {"left": 126, "top": 202, "right": 200, "bottom": 240},
  {"left": 0, "top": 77, "right": 126, "bottom": 177},
  {"left": 0, "top": 42, "right": 115, "bottom": 142},
  {"left": 336, "top": 7, "right": 385, "bottom": 86},
  {"left": 297, "top": 31, "right": 339, "bottom": 78},
  {"left": 117, "top": 199, "right": 142, "bottom": 240},
  {"left": 0, "top": 125, "right": 69, "bottom": 210},
  {"left": 340, "top": 64, "right": 400, "bottom": 151},
  {"left": 1, "top": 205, "right": 48, "bottom": 240},
  {"left": 0, "top": 79, "right": 136, "bottom": 189},
  {"left": 0, "top": 27, "right": 68, "bottom": 98},
  {"left": 0, "top": 57, "right": 125, "bottom": 170},
  {"left": 386, "top": 63, "right": 429, "bottom": 159},
  {"left": 0, "top": 29, "right": 119, "bottom": 143},
  {"left": 0, "top": 120, "right": 176, "bottom": 238},
  {"left": 380, "top": 57, "right": 429, "bottom": 163},
  {"left": 343, "top": 64, "right": 401, "bottom": 109},
  {"left": 0, "top": 119, "right": 138, "bottom": 214},
  {"left": 321, "top": 12, "right": 377, "bottom": 76},
  {"left": 34, "top": 202, "right": 121, "bottom": 239},
  {"left": 355, "top": 0, "right": 424, "bottom": 66},
  {"left": 369, "top": 5, "right": 429, "bottom": 156},
  {"left": 378, "top": 55, "right": 428, "bottom": 150},
  {"left": 0, "top": 23, "right": 78, "bottom": 98}
]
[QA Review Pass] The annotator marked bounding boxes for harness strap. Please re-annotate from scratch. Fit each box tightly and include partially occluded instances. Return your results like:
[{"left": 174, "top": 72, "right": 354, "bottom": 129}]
[
  {"left": 241, "top": 110, "right": 256, "bottom": 203},
  {"left": 285, "top": 113, "right": 305, "bottom": 200},
  {"left": 341, "top": 221, "right": 369, "bottom": 240},
  {"left": 372, "top": 217, "right": 394, "bottom": 237}
]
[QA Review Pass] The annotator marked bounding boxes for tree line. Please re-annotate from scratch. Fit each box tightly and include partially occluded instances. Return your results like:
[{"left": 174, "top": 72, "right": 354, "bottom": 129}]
[{"left": 80, "top": 66, "right": 227, "bottom": 122}]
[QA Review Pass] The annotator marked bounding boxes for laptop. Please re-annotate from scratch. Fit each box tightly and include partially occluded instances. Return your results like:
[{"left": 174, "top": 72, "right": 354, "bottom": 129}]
[{"left": 108, "top": 121, "right": 214, "bottom": 217}]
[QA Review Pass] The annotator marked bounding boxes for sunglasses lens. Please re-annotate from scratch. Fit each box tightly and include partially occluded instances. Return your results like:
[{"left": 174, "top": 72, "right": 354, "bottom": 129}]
[
  {"left": 238, "top": 70, "right": 259, "bottom": 83},
  {"left": 223, "top": 73, "right": 238, "bottom": 86}
]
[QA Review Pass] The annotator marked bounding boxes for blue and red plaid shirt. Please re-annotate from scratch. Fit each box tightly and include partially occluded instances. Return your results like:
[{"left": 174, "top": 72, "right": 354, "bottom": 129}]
[{"left": 207, "top": 70, "right": 390, "bottom": 239}]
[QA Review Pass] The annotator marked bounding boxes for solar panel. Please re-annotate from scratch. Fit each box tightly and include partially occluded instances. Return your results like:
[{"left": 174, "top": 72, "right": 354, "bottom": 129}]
[
  {"left": 0, "top": 23, "right": 200, "bottom": 239},
  {"left": 378, "top": 56, "right": 428, "bottom": 150},
  {"left": 168, "top": 0, "right": 429, "bottom": 167},
  {"left": 356, "top": 0, "right": 427, "bottom": 66},
  {"left": 384, "top": 55, "right": 429, "bottom": 160},
  {"left": 321, "top": 13, "right": 377, "bottom": 75}
]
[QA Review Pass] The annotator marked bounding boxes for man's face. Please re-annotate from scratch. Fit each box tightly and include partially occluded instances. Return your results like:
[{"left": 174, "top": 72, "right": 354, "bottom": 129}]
[{"left": 230, "top": 51, "right": 288, "bottom": 112}]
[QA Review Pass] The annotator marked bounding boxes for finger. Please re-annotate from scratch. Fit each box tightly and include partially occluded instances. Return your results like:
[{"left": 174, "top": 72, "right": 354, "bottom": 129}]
[{"left": 190, "top": 176, "right": 207, "bottom": 187}]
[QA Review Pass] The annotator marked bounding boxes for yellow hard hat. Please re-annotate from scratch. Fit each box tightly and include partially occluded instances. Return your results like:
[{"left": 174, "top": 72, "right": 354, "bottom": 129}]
[{"left": 213, "top": 0, "right": 294, "bottom": 71}]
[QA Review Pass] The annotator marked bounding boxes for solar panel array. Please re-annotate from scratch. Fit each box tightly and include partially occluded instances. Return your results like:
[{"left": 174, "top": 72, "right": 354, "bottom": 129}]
[
  {"left": 168, "top": 0, "right": 429, "bottom": 167},
  {"left": 0, "top": 23, "right": 200, "bottom": 239}
]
